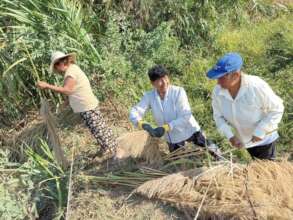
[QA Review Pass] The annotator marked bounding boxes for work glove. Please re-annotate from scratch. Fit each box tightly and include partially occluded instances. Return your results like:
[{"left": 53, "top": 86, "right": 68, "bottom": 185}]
[
  {"left": 152, "top": 124, "right": 170, "bottom": 138},
  {"left": 137, "top": 121, "right": 155, "bottom": 136}
]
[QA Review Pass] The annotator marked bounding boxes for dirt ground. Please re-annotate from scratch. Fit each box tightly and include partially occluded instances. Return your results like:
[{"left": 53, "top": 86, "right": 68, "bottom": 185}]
[
  {"left": 68, "top": 188, "right": 183, "bottom": 220},
  {"left": 60, "top": 123, "right": 185, "bottom": 220}
]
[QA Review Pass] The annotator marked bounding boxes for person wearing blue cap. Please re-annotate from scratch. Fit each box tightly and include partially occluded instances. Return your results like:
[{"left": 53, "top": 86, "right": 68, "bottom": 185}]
[
  {"left": 207, "top": 52, "right": 284, "bottom": 160},
  {"left": 129, "top": 65, "right": 221, "bottom": 158}
]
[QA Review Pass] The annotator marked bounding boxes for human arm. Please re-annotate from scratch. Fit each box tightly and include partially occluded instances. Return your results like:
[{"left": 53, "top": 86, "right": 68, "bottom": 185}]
[{"left": 37, "top": 76, "right": 76, "bottom": 96}]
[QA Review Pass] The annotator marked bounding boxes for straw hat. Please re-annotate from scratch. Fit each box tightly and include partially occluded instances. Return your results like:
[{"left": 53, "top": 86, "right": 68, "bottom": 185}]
[{"left": 49, "top": 51, "right": 76, "bottom": 72}]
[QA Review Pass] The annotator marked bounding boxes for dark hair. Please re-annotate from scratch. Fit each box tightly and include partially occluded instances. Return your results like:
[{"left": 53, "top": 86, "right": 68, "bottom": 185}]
[{"left": 148, "top": 65, "right": 169, "bottom": 82}]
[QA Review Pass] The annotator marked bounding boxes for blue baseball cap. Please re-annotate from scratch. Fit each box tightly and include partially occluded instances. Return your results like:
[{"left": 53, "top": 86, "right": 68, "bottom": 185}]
[{"left": 207, "top": 53, "right": 243, "bottom": 79}]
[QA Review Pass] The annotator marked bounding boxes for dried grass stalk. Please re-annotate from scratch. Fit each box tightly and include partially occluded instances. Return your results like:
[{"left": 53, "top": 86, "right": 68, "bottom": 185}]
[
  {"left": 116, "top": 130, "right": 149, "bottom": 158},
  {"left": 116, "top": 131, "right": 163, "bottom": 166},
  {"left": 11, "top": 122, "right": 47, "bottom": 161},
  {"left": 134, "top": 161, "right": 293, "bottom": 219},
  {"left": 40, "top": 99, "right": 68, "bottom": 169},
  {"left": 11, "top": 99, "right": 68, "bottom": 168},
  {"left": 140, "top": 136, "right": 163, "bottom": 166}
]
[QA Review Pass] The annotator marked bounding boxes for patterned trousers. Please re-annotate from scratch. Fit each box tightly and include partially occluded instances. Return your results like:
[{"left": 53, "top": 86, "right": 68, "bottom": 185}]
[{"left": 80, "top": 107, "right": 117, "bottom": 153}]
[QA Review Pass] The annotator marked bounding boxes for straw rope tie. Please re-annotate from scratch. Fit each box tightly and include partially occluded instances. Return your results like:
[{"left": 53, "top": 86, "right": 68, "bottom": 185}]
[{"left": 244, "top": 168, "right": 258, "bottom": 219}]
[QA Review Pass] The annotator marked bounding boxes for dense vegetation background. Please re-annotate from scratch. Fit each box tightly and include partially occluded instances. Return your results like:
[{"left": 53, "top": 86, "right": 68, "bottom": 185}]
[
  {"left": 1, "top": 0, "right": 292, "bottom": 151},
  {"left": 0, "top": 1, "right": 292, "bottom": 218}
]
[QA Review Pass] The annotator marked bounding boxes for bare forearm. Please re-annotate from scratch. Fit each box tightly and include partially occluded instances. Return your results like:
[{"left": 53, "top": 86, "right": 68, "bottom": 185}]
[
  {"left": 37, "top": 77, "right": 75, "bottom": 96},
  {"left": 47, "top": 84, "right": 72, "bottom": 95}
]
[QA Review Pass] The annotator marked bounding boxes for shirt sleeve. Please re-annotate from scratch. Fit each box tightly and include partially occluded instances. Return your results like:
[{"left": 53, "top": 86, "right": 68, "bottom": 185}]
[
  {"left": 212, "top": 90, "right": 234, "bottom": 140},
  {"left": 252, "top": 80, "right": 284, "bottom": 139},
  {"left": 168, "top": 88, "right": 193, "bottom": 131},
  {"left": 129, "top": 92, "right": 150, "bottom": 127},
  {"left": 64, "top": 65, "right": 78, "bottom": 80}
]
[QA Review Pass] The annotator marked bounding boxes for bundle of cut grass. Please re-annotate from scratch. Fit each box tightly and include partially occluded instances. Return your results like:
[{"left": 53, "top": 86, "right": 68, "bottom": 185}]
[
  {"left": 39, "top": 99, "right": 68, "bottom": 168},
  {"left": 8, "top": 115, "right": 48, "bottom": 163},
  {"left": 12, "top": 104, "right": 80, "bottom": 151},
  {"left": 140, "top": 135, "right": 164, "bottom": 166},
  {"left": 116, "top": 130, "right": 149, "bottom": 158},
  {"left": 134, "top": 160, "right": 293, "bottom": 219},
  {"left": 116, "top": 130, "right": 165, "bottom": 166},
  {"left": 78, "top": 167, "right": 168, "bottom": 188},
  {"left": 11, "top": 99, "right": 68, "bottom": 168}
]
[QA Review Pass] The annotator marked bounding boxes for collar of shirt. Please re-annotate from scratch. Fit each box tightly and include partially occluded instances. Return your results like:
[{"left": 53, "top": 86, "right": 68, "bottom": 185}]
[
  {"left": 154, "top": 87, "right": 171, "bottom": 113},
  {"left": 218, "top": 74, "right": 250, "bottom": 101}
]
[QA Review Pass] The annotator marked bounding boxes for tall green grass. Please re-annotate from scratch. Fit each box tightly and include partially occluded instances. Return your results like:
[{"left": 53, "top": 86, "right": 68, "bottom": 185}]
[
  {"left": 1, "top": 0, "right": 291, "bottom": 120},
  {"left": 0, "top": 140, "right": 68, "bottom": 219},
  {"left": 0, "top": 0, "right": 101, "bottom": 119}
]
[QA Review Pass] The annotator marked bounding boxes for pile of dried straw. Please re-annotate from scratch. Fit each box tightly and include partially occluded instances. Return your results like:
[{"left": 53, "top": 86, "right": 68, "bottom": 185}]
[
  {"left": 134, "top": 160, "right": 293, "bottom": 219},
  {"left": 12, "top": 104, "right": 81, "bottom": 149},
  {"left": 10, "top": 99, "right": 68, "bottom": 168},
  {"left": 116, "top": 130, "right": 165, "bottom": 166}
]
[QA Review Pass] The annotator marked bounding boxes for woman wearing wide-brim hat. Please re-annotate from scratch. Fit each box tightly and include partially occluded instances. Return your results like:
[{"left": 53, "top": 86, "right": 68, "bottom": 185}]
[{"left": 37, "top": 51, "right": 117, "bottom": 157}]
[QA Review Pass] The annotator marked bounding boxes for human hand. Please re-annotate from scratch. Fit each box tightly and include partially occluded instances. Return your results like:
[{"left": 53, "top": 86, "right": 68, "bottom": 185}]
[
  {"left": 152, "top": 124, "right": 170, "bottom": 138},
  {"left": 37, "top": 81, "right": 50, "bottom": 89},
  {"left": 229, "top": 136, "right": 243, "bottom": 148},
  {"left": 137, "top": 121, "right": 155, "bottom": 136},
  {"left": 152, "top": 127, "right": 165, "bottom": 137},
  {"left": 251, "top": 136, "right": 262, "bottom": 143}
]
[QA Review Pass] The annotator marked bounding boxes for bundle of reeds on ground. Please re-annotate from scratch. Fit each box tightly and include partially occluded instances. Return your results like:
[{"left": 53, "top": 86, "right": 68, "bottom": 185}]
[
  {"left": 116, "top": 130, "right": 164, "bottom": 166},
  {"left": 134, "top": 160, "right": 293, "bottom": 219},
  {"left": 10, "top": 99, "right": 68, "bottom": 168}
]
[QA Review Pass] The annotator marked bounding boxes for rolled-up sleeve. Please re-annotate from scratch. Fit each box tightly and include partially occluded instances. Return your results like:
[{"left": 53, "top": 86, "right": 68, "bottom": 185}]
[
  {"left": 253, "top": 82, "right": 284, "bottom": 139},
  {"left": 212, "top": 91, "right": 234, "bottom": 140},
  {"left": 168, "top": 88, "right": 193, "bottom": 130},
  {"left": 129, "top": 93, "right": 150, "bottom": 127}
]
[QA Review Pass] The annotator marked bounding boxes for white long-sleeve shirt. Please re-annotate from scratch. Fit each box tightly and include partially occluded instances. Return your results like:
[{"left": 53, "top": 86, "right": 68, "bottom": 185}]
[
  {"left": 212, "top": 74, "right": 284, "bottom": 148},
  {"left": 129, "top": 85, "right": 201, "bottom": 144}
]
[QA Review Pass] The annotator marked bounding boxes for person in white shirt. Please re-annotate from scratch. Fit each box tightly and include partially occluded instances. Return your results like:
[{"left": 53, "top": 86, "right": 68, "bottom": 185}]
[
  {"left": 130, "top": 65, "right": 221, "bottom": 157},
  {"left": 207, "top": 52, "right": 284, "bottom": 160}
]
